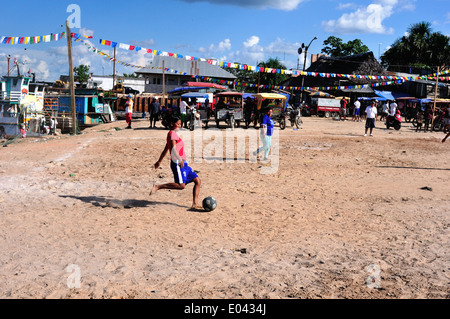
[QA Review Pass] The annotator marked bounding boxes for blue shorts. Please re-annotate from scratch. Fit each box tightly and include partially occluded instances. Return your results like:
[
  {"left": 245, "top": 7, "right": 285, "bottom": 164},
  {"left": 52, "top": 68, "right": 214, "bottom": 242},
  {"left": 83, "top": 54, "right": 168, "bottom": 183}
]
[
  {"left": 354, "top": 108, "right": 360, "bottom": 116},
  {"left": 170, "top": 160, "right": 198, "bottom": 185}
]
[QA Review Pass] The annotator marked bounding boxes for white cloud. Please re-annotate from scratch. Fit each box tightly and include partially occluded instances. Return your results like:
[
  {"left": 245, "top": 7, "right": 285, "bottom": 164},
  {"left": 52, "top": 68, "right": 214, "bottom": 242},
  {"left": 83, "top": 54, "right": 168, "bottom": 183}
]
[
  {"left": 209, "top": 36, "right": 302, "bottom": 70},
  {"left": 337, "top": 3, "right": 357, "bottom": 10},
  {"left": 323, "top": 0, "right": 398, "bottom": 34},
  {"left": 79, "top": 28, "right": 94, "bottom": 38},
  {"left": 35, "top": 60, "right": 50, "bottom": 80},
  {"left": 179, "top": 0, "right": 305, "bottom": 11},
  {"left": 199, "top": 38, "right": 232, "bottom": 54},
  {"left": 243, "top": 36, "right": 260, "bottom": 48},
  {"left": 445, "top": 12, "right": 450, "bottom": 24}
]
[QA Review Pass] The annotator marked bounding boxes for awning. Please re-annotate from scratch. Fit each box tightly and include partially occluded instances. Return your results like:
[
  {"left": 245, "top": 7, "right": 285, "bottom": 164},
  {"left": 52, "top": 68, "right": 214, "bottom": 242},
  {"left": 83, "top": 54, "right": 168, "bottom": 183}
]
[
  {"left": 374, "top": 90, "right": 416, "bottom": 101},
  {"left": 306, "top": 90, "right": 334, "bottom": 97},
  {"left": 185, "top": 82, "right": 226, "bottom": 90},
  {"left": 168, "top": 86, "right": 211, "bottom": 93},
  {"left": 181, "top": 92, "right": 210, "bottom": 99},
  {"left": 341, "top": 87, "right": 374, "bottom": 94},
  {"left": 411, "top": 79, "right": 449, "bottom": 87},
  {"left": 358, "top": 96, "right": 386, "bottom": 101}
]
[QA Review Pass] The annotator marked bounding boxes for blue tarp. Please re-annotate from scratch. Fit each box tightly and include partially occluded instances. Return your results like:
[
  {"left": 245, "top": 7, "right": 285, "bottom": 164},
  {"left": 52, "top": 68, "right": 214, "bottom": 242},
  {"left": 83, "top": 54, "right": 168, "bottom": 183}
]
[
  {"left": 181, "top": 92, "right": 210, "bottom": 99},
  {"left": 358, "top": 96, "right": 387, "bottom": 101},
  {"left": 374, "top": 90, "right": 415, "bottom": 101},
  {"left": 277, "top": 93, "right": 291, "bottom": 110}
]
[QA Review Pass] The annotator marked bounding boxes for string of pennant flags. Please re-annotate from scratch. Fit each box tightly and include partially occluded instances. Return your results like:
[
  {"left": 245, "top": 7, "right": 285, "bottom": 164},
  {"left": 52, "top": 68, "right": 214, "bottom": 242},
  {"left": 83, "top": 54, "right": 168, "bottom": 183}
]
[
  {"left": 95, "top": 37, "right": 450, "bottom": 81},
  {"left": 0, "top": 32, "right": 95, "bottom": 45},
  {"left": 79, "top": 37, "right": 450, "bottom": 92},
  {"left": 75, "top": 36, "right": 405, "bottom": 91},
  {"left": 1, "top": 30, "right": 449, "bottom": 89}
]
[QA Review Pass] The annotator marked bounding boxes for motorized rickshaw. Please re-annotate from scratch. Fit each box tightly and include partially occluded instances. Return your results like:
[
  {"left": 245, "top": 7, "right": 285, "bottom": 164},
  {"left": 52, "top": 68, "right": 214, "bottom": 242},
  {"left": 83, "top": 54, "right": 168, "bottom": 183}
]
[
  {"left": 253, "top": 93, "right": 288, "bottom": 130},
  {"left": 181, "top": 92, "right": 212, "bottom": 130},
  {"left": 214, "top": 91, "right": 244, "bottom": 129}
]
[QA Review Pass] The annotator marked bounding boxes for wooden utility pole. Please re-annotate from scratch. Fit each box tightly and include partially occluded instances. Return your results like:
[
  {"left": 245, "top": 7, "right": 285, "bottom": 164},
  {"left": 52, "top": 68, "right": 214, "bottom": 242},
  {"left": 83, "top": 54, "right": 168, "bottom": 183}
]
[
  {"left": 7, "top": 55, "right": 10, "bottom": 76},
  {"left": 431, "top": 66, "right": 440, "bottom": 131},
  {"left": 113, "top": 47, "right": 116, "bottom": 88},
  {"left": 66, "top": 21, "right": 77, "bottom": 135},
  {"left": 257, "top": 71, "right": 260, "bottom": 93},
  {"left": 162, "top": 60, "right": 166, "bottom": 106}
]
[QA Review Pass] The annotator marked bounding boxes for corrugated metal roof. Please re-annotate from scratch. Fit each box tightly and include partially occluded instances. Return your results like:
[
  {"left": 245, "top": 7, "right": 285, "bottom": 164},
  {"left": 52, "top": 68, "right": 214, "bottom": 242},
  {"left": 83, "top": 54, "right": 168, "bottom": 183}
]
[
  {"left": 411, "top": 79, "right": 449, "bottom": 87},
  {"left": 136, "top": 56, "right": 236, "bottom": 79}
]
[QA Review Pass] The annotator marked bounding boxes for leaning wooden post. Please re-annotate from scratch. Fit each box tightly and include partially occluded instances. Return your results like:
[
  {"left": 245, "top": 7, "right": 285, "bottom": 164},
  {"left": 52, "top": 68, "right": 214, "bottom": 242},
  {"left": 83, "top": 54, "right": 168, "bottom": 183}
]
[
  {"left": 431, "top": 66, "right": 439, "bottom": 131},
  {"left": 66, "top": 21, "right": 77, "bottom": 135}
]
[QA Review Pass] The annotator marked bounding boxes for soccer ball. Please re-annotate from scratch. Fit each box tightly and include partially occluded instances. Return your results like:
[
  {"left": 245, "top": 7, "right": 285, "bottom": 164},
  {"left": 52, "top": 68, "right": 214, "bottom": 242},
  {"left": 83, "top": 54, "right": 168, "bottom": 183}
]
[{"left": 202, "top": 196, "right": 217, "bottom": 212}]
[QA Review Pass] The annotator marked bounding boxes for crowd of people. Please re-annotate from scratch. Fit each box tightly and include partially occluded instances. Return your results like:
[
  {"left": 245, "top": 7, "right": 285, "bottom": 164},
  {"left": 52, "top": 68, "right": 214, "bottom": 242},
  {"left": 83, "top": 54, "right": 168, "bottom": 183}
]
[{"left": 124, "top": 94, "right": 450, "bottom": 144}]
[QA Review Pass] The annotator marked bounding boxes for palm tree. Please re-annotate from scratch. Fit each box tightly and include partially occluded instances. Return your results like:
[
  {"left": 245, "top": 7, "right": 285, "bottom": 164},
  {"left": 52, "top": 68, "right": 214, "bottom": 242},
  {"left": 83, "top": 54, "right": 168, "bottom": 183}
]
[
  {"left": 428, "top": 33, "right": 450, "bottom": 68},
  {"left": 407, "top": 22, "right": 432, "bottom": 65},
  {"left": 381, "top": 21, "right": 449, "bottom": 72}
]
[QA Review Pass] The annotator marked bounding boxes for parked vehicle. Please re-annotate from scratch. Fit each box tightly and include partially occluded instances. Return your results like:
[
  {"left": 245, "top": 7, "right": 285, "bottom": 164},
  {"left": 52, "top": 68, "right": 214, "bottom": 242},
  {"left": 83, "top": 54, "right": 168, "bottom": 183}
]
[
  {"left": 310, "top": 97, "right": 341, "bottom": 118},
  {"left": 253, "top": 93, "right": 288, "bottom": 130},
  {"left": 124, "top": 86, "right": 139, "bottom": 95},
  {"left": 300, "top": 102, "right": 312, "bottom": 117},
  {"left": 181, "top": 92, "right": 211, "bottom": 130},
  {"left": 214, "top": 91, "right": 244, "bottom": 129},
  {"left": 385, "top": 113, "right": 402, "bottom": 130},
  {"left": 286, "top": 104, "right": 302, "bottom": 129}
]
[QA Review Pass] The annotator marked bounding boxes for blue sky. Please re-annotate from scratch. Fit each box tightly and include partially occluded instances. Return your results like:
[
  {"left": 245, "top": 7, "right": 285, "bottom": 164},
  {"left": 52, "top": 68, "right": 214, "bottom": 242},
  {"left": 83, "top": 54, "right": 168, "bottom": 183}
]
[{"left": 0, "top": 0, "right": 449, "bottom": 81}]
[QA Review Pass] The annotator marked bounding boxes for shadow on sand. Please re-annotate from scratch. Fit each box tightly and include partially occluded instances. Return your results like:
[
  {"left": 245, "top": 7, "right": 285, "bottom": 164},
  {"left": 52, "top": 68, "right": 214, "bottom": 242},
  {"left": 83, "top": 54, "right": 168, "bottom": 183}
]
[
  {"left": 376, "top": 165, "right": 450, "bottom": 171},
  {"left": 59, "top": 195, "right": 189, "bottom": 209}
]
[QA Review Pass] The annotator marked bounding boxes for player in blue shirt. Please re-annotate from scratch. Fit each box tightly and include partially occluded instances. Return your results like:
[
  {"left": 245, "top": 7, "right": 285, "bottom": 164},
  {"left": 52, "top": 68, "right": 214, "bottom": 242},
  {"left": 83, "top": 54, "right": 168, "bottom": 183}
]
[{"left": 254, "top": 107, "right": 274, "bottom": 160}]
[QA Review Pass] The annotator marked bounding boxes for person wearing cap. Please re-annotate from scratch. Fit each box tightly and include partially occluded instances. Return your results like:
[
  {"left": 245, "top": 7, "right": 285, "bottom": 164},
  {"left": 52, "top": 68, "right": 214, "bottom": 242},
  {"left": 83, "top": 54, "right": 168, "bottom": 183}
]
[
  {"left": 364, "top": 100, "right": 378, "bottom": 137},
  {"left": 125, "top": 95, "right": 134, "bottom": 129}
]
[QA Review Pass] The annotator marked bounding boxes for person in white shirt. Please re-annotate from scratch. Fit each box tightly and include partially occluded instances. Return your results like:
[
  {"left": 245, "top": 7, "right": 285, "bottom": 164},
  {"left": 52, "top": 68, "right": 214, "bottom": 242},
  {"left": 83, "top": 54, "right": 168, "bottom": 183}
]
[
  {"left": 380, "top": 101, "right": 389, "bottom": 121},
  {"left": 179, "top": 98, "right": 191, "bottom": 128},
  {"left": 353, "top": 100, "right": 361, "bottom": 122},
  {"left": 125, "top": 95, "right": 133, "bottom": 129},
  {"left": 389, "top": 102, "right": 397, "bottom": 117},
  {"left": 50, "top": 117, "right": 58, "bottom": 135},
  {"left": 364, "top": 100, "right": 378, "bottom": 137}
]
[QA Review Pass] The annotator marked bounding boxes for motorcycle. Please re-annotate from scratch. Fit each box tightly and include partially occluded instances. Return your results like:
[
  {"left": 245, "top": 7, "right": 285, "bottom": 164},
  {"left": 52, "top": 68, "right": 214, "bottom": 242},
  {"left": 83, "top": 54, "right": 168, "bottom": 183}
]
[
  {"left": 300, "top": 103, "right": 312, "bottom": 117},
  {"left": 286, "top": 105, "right": 302, "bottom": 129},
  {"left": 385, "top": 114, "right": 402, "bottom": 130},
  {"left": 188, "top": 105, "right": 209, "bottom": 131}
]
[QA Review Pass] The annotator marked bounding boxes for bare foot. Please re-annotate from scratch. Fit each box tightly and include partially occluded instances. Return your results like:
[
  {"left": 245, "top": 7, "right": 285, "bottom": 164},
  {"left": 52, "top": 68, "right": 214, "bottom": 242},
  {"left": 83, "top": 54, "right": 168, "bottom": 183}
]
[
  {"left": 149, "top": 183, "right": 158, "bottom": 196},
  {"left": 190, "top": 204, "right": 204, "bottom": 211}
]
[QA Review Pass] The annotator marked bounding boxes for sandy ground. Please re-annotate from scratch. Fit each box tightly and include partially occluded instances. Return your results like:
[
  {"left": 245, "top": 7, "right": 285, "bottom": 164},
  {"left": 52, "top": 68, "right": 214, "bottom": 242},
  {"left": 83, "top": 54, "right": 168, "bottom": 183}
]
[{"left": 0, "top": 115, "right": 449, "bottom": 299}]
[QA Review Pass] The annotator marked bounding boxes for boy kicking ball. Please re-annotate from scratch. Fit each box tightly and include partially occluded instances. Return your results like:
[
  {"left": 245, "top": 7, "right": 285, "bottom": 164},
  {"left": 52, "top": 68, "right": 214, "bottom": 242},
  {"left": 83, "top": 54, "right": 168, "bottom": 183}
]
[{"left": 150, "top": 116, "right": 202, "bottom": 210}]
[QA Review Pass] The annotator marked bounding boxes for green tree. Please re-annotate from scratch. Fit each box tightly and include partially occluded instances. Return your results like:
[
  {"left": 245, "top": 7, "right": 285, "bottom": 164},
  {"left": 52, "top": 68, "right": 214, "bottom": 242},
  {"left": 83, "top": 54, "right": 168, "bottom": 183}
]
[
  {"left": 321, "top": 36, "right": 369, "bottom": 57},
  {"left": 228, "top": 57, "right": 289, "bottom": 92},
  {"left": 123, "top": 73, "right": 138, "bottom": 78},
  {"left": 73, "top": 64, "right": 90, "bottom": 84},
  {"left": 228, "top": 64, "right": 259, "bottom": 92},
  {"left": 381, "top": 21, "right": 450, "bottom": 72},
  {"left": 257, "top": 57, "right": 289, "bottom": 92}
]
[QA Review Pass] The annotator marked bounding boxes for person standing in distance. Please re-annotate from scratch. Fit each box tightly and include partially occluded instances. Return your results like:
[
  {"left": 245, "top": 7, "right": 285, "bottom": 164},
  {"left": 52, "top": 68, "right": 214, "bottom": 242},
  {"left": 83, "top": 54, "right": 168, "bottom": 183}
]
[
  {"left": 353, "top": 99, "right": 361, "bottom": 122},
  {"left": 150, "top": 117, "right": 202, "bottom": 210},
  {"left": 149, "top": 98, "right": 161, "bottom": 128},
  {"left": 340, "top": 97, "right": 347, "bottom": 121},
  {"left": 254, "top": 107, "right": 274, "bottom": 161},
  {"left": 364, "top": 100, "right": 378, "bottom": 137},
  {"left": 125, "top": 95, "right": 134, "bottom": 129}
]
